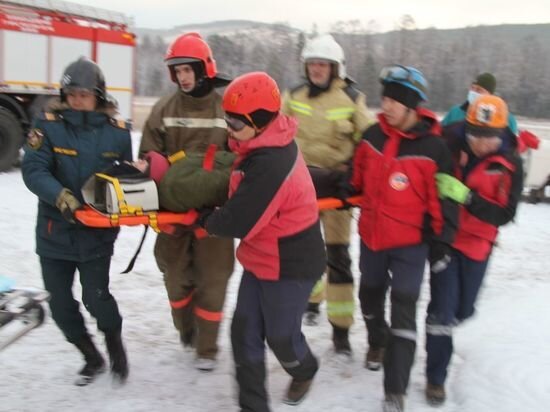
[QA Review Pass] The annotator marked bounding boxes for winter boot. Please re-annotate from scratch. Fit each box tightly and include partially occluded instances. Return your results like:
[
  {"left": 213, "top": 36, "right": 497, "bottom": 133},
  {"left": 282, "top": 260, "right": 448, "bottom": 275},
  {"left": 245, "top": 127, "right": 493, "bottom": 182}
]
[
  {"left": 332, "top": 325, "right": 352, "bottom": 356},
  {"left": 365, "top": 346, "right": 385, "bottom": 371},
  {"left": 425, "top": 383, "right": 446, "bottom": 406},
  {"left": 105, "top": 329, "right": 129, "bottom": 383},
  {"left": 74, "top": 334, "right": 106, "bottom": 386},
  {"left": 383, "top": 393, "right": 405, "bottom": 412},
  {"left": 304, "top": 302, "right": 320, "bottom": 326},
  {"left": 194, "top": 357, "right": 217, "bottom": 372},
  {"left": 283, "top": 378, "right": 314, "bottom": 406}
]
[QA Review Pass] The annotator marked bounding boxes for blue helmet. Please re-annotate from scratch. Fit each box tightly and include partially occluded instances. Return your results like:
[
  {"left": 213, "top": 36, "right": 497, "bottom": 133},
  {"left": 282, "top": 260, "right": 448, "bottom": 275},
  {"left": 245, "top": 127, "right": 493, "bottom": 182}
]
[{"left": 379, "top": 65, "right": 428, "bottom": 101}]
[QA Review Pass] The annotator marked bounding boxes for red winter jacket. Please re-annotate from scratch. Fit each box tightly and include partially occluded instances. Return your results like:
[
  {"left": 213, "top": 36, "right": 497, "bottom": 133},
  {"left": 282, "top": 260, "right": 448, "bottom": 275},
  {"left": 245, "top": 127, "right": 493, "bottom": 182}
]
[
  {"left": 443, "top": 123, "right": 524, "bottom": 261},
  {"left": 352, "top": 109, "right": 457, "bottom": 251},
  {"left": 204, "top": 114, "right": 326, "bottom": 281}
]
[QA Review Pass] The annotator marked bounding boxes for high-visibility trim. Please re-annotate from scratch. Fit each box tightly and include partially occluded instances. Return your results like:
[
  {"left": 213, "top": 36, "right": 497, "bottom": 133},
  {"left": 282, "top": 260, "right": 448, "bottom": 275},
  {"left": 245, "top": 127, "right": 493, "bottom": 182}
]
[
  {"left": 194, "top": 306, "right": 222, "bottom": 322},
  {"left": 426, "top": 324, "right": 454, "bottom": 336},
  {"left": 288, "top": 100, "right": 313, "bottom": 116},
  {"left": 163, "top": 117, "right": 226, "bottom": 129},
  {"left": 325, "top": 107, "right": 355, "bottom": 121},
  {"left": 280, "top": 360, "right": 300, "bottom": 369},
  {"left": 310, "top": 278, "right": 325, "bottom": 297},
  {"left": 170, "top": 291, "right": 194, "bottom": 309},
  {"left": 53, "top": 147, "right": 77, "bottom": 156},
  {"left": 168, "top": 150, "right": 186, "bottom": 164},
  {"left": 391, "top": 328, "right": 417, "bottom": 341},
  {"left": 326, "top": 301, "right": 355, "bottom": 317}
]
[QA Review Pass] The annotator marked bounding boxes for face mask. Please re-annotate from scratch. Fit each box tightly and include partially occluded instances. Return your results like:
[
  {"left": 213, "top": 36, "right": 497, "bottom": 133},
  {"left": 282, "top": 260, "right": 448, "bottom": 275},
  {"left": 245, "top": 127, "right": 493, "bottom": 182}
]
[{"left": 467, "top": 90, "right": 480, "bottom": 105}]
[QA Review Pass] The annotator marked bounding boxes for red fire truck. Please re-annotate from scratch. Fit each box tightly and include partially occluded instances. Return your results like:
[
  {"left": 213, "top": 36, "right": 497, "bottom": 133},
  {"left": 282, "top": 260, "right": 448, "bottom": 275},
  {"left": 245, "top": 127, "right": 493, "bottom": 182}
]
[{"left": 0, "top": 0, "right": 136, "bottom": 171}]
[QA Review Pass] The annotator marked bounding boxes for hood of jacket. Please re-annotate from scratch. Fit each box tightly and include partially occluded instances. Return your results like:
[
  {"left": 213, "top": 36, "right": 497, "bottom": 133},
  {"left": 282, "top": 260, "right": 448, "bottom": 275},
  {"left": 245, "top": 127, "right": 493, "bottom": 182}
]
[{"left": 45, "top": 97, "right": 118, "bottom": 128}]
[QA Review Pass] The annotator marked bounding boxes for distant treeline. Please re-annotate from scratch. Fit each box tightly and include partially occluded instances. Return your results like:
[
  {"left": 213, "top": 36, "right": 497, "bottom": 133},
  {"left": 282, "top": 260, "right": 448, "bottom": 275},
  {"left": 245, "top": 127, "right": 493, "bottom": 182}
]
[{"left": 135, "top": 22, "right": 550, "bottom": 118}]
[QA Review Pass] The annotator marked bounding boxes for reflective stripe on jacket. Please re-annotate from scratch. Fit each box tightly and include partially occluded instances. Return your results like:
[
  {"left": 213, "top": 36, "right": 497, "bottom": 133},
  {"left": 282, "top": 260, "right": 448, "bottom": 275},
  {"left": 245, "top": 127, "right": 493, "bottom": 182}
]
[
  {"left": 282, "top": 78, "right": 373, "bottom": 168},
  {"left": 139, "top": 89, "right": 228, "bottom": 156}
]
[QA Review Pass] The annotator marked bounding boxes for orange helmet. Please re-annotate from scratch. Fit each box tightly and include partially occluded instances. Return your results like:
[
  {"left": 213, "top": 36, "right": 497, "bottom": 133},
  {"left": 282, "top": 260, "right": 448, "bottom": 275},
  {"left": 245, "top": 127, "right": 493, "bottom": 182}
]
[
  {"left": 222, "top": 72, "right": 281, "bottom": 115},
  {"left": 466, "top": 95, "right": 508, "bottom": 136},
  {"left": 164, "top": 32, "right": 217, "bottom": 82}
]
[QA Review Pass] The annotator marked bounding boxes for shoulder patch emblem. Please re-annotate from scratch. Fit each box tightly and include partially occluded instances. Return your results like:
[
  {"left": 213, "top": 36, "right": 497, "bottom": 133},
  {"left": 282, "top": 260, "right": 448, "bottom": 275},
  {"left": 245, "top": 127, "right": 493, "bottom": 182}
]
[
  {"left": 389, "top": 172, "right": 409, "bottom": 191},
  {"left": 27, "top": 128, "right": 44, "bottom": 150}
]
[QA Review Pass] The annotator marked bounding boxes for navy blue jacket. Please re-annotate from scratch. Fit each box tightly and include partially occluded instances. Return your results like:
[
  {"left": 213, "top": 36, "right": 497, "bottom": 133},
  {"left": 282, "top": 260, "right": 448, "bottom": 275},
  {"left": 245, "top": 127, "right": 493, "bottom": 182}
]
[{"left": 22, "top": 103, "right": 132, "bottom": 261}]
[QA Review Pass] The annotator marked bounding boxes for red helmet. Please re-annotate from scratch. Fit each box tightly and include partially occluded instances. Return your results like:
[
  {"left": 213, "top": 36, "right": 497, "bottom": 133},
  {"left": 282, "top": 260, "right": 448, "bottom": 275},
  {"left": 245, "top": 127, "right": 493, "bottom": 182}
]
[
  {"left": 164, "top": 32, "right": 217, "bottom": 82},
  {"left": 222, "top": 72, "right": 281, "bottom": 115}
]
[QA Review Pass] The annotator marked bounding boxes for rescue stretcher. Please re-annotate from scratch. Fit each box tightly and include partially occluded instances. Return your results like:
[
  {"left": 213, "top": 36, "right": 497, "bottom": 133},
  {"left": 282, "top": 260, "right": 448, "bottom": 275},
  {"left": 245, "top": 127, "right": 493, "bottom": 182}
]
[{"left": 75, "top": 196, "right": 363, "bottom": 230}]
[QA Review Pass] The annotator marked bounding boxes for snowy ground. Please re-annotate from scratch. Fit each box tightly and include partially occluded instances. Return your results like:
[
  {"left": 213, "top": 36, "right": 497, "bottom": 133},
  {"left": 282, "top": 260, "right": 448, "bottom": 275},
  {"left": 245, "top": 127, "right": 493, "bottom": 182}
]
[{"left": 1, "top": 131, "right": 550, "bottom": 412}]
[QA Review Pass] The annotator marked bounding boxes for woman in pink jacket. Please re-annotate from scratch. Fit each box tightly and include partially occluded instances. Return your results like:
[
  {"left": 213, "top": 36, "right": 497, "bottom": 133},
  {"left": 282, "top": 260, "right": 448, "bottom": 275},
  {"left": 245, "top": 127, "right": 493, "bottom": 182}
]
[{"left": 199, "top": 72, "right": 326, "bottom": 412}]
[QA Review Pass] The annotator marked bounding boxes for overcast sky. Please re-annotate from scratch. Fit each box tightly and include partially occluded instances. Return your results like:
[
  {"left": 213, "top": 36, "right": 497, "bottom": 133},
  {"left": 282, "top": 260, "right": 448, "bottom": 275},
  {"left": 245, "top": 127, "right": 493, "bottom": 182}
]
[{"left": 68, "top": 0, "right": 550, "bottom": 32}]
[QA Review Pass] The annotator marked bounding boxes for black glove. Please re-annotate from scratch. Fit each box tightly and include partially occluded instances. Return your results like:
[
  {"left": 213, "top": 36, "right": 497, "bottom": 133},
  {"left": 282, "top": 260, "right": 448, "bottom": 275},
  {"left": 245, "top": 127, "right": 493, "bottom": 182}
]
[
  {"left": 429, "top": 241, "right": 452, "bottom": 274},
  {"left": 335, "top": 173, "right": 359, "bottom": 210},
  {"left": 196, "top": 207, "right": 214, "bottom": 228},
  {"left": 55, "top": 188, "right": 82, "bottom": 223}
]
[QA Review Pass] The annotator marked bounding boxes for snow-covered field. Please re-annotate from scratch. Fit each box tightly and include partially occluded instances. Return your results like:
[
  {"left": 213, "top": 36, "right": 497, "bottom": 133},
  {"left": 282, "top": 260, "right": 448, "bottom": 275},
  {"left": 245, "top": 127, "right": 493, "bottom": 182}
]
[{"left": 1, "top": 131, "right": 549, "bottom": 412}]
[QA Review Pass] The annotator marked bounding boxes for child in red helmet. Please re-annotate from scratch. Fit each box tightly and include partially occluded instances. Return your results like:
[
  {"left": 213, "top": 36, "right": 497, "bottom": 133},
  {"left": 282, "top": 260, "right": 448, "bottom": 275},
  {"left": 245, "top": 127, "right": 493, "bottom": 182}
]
[{"left": 198, "top": 71, "right": 326, "bottom": 411}]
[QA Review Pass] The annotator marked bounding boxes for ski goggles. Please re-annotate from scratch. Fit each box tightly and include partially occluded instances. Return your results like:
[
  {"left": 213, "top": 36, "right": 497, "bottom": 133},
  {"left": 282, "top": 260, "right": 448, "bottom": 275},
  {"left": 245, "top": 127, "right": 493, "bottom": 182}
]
[
  {"left": 379, "top": 65, "right": 414, "bottom": 84},
  {"left": 224, "top": 114, "right": 255, "bottom": 132}
]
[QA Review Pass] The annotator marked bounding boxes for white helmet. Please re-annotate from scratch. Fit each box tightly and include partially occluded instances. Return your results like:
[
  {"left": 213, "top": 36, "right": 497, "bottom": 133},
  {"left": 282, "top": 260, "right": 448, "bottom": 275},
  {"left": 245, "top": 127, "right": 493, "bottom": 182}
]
[{"left": 301, "top": 34, "right": 347, "bottom": 79}]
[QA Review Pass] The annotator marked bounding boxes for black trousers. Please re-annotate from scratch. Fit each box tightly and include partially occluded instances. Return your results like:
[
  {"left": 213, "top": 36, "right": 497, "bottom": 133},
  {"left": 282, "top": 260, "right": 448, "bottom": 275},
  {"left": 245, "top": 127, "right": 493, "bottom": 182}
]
[
  {"left": 359, "top": 242, "right": 428, "bottom": 395},
  {"left": 40, "top": 255, "right": 122, "bottom": 343},
  {"left": 231, "top": 271, "right": 319, "bottom": 412}
]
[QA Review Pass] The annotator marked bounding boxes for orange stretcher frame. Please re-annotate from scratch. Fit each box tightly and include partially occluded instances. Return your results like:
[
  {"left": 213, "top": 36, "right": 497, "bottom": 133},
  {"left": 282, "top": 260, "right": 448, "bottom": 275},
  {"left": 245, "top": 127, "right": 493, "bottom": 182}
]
[{"left": 75, "top": 196, "right": 362, "bottom": 229}]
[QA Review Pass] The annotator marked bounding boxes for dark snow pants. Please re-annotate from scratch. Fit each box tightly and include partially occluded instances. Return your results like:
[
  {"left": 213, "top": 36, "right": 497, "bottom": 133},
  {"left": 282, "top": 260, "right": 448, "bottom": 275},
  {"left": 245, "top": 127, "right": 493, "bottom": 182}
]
[
  {"left": 425, "top": 250, "right": 489, "bottom": 385},
  {"left": 231, "top": 271, "right": 319, "bottom": 412},
  {"left": 40, "top": 255, "right": 122, "bottom": 343},
  {"left": 358, "top": 242, "right": 428, "bottom": 395}
]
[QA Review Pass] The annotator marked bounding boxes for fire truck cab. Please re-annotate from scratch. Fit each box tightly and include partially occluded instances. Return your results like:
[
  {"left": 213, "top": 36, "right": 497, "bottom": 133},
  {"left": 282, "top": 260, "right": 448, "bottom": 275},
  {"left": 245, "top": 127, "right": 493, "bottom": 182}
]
[{"left": 0, "top": 0, "right": 136, "bottom": 171}]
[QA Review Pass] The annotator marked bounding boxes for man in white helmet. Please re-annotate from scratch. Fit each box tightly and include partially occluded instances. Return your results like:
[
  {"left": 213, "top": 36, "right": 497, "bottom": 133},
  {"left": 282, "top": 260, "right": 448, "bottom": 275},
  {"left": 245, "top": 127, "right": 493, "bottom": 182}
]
[{"left": 282, "top": 34, "right": 373, "bottom": 355}]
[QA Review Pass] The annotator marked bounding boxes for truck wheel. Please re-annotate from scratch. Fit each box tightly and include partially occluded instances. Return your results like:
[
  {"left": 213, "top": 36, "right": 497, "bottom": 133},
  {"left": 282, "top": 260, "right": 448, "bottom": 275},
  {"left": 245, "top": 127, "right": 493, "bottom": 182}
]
[{"left": 0, "top": 108, "right": 23, "bottom": 172}]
